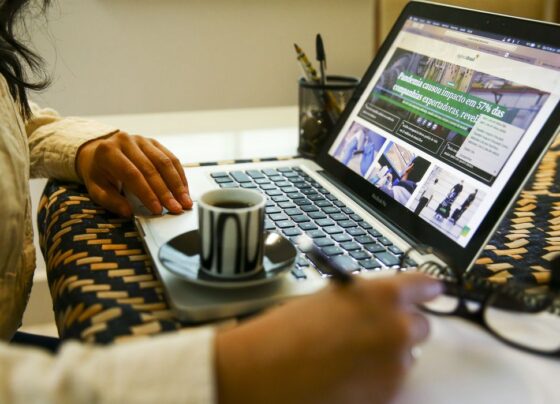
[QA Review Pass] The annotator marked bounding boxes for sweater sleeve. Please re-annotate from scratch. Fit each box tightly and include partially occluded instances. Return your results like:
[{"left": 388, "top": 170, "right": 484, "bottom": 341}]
[
  {"left": 25, "top": 103, "right": 118, "bottom": 182},
  {"left": 0, "top": 327, "right": 216, "bottom": 404}
]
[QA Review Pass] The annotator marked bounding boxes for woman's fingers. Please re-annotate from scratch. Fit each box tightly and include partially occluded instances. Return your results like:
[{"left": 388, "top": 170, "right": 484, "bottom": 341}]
[{"left": 87, "top": 178, "right": 133, "bottom": 217}]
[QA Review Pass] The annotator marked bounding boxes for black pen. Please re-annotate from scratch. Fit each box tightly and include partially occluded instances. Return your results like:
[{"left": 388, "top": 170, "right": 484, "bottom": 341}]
[
  {"left": 298, "top": 235, "right": 353, "bottom": 284},
  {"left": 316, "top": 33, "right": 327, "bottom": 87}
]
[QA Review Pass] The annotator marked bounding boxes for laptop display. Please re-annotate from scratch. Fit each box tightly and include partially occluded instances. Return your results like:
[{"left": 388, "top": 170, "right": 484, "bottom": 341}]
[{"left": 317, "top": 3, "right": 560, "bottom": 271}]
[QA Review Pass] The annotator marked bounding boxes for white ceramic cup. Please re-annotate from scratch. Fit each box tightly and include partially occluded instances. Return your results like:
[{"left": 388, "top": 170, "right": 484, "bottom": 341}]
[{"left": 198, "top": 188, "right": 266, "bottom": 279}]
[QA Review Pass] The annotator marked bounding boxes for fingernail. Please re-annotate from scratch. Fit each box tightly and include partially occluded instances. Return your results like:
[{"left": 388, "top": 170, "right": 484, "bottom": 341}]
[
  {"left": 169, "top": 199, "right": 182, "bottom": 212},
  {"left": 179, "top": 192, "right": 192, "bottom": 208},
  {"left": 150, "top": 201, "right": 163, "bottom": 214}
]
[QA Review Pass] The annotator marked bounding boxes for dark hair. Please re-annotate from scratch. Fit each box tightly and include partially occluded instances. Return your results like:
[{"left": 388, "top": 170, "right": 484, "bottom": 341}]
[{"left": 0, "top": 0, "right": 50, "bottom": 118}]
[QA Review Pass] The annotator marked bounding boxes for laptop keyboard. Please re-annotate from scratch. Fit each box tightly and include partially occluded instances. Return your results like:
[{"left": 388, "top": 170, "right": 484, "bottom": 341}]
[{"left": 210, "top": 167, "right": 405, "bottom": 280}]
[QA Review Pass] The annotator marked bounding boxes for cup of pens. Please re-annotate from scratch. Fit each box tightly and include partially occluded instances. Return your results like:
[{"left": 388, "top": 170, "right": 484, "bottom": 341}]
[
  {"left": 295, "top": 38, "right": 360, "bottom": 158},
  {"left": 298, "top": 76, "right": 359, "bottom": 157}
]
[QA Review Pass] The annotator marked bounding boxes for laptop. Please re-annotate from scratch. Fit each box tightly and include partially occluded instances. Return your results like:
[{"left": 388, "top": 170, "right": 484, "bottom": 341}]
[{"left": 134, "top": 1, "right": 560, "bottom": 322}]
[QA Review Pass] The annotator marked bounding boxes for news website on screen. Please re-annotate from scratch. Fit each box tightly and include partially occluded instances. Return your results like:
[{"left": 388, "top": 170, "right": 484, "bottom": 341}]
[{"left": 330, "top": 17, "right": 560, "bottom": 246}]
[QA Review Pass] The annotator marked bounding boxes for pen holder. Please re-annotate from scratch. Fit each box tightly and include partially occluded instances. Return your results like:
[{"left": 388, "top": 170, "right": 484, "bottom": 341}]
[{"left": 298, "top": 75, "right": 359, "bottom": 158}]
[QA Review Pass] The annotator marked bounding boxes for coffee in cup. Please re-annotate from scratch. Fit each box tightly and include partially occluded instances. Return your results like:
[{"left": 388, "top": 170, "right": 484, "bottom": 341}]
[{"left": 198, "top": 188, "right": 266, "bottom": 279}]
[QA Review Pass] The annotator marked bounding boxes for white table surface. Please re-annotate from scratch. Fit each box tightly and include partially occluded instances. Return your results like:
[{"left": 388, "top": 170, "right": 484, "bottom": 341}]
[{"left": 89, "top": 106, "right": 560, "bottom": 403}]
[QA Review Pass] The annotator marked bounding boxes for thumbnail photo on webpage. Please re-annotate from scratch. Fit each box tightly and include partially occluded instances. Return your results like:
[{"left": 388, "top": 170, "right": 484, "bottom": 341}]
[
  {"left": 358, "top": 47, "right": 550, "bottom": 185},
  {"left": 332, "top": 122, "right": 432, "bottom": 208},
  {"left": 410, "top": 166, "right": 486, "bottom": 241}
]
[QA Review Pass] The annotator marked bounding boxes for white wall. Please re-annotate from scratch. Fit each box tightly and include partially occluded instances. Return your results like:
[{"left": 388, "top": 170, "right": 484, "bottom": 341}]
[{"left": 29, "top": 0, "right": 375, "bottom": 116}]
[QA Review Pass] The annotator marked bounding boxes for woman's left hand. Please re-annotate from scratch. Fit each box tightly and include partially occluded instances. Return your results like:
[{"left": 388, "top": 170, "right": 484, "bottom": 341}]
[{"left": 76, "top": 131, "right": 193, "bottom": 217}]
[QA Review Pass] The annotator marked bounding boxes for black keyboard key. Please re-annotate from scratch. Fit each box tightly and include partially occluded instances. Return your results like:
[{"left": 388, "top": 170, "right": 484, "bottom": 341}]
[
  {"left": 378, "top": 237, "right": 393, "bottom": 246},
  {"left": 230, "top": 171, "right": 252, "bottom": 183},
  {"left": 368, "top": 228, "right": 383, "bottom": 238},
  {"left": 260, "top": 183, "right": 277, "bottom": 190},
  {"left": 322, "top": 246, "right": 344, "bottom": 256},
  {"left": 361, "top": 259, "right": 382, "bottom": 270},
  {"left": 283, "top": 171, "right": 298, "bottom": 178},
  {"left": 299, "top": 222, "right": 318, "bottom": 231},
  {"left": 270, "top": 176, "right": 286, "bottom": 183},
  {"left": 355, "top": 235, "right": 375, "bottom": 244},
  {"left": 325, "top": 194, "right": 337, "bottom": 201},
  {"left": 365, "top": 243, "right": 386, "bottom": 254},
  {"left": 330, "top": 255, "right": 361, "bottom": 272},
  {"left": 292, "top": 215, "right": 310, "bottom": 223},
  {"left": 332, "top": 233, "right": 352, "bottom": 243},
  {"left": 265, "top": 189, "right": 283, "bottom": 197},
  {"left": 375, "top": 252, "right": 400, "bottom": 267},
  {"left": 276, "top": 181, "right": 292, "bottom": 187},
  {"left": 324, "top": 226, "right": 343, "bottom": 235},
  {"left": 287, "top": 193, "right": 305, "bottom": 200},
  {"left": 301, "top": 188, "right": 317, "bottom": 195},
  {"left": 315, "top": 237, "right": 335, "bottom": 247},
  {"left": 339, "top": 220, "right": 357, "bottom": 229},
  {"left": 265, "top": 200, "right": 275, "bottom": 207},
  {"left": 316, "top": 200, "right": 332, "bottom": 208},
  {"left": 211, "top": 172, "right": 229, "bottom": 178},
  {"left": 283, "top": 227, "right": 302, "bottom": 237},
  {"left": 307, "top": 230, "right": 326, "bottom": 238},
  {"left": 277, "top": 167, "right": 292, "bottom": 173},
  {"left": 342, "top": 207, "right": 354, "bottom": 214},
  {"left": 307, "top": 194, "right": 324, "bottom": 201},
  {"left": 301, "top": 205, "right": 319, "bottom": 213},
  {"left": 272, "top": 196, "right": 290, "bottom": 203},
  {"left": 283, "top": 187, "right": 299, "bottom": 194},
  {"left": 265, "top": 219, "right": 275, "bottom": 230},
  {"left": 266, "top": 206, "right": 281, "bottom": 214},
  {"left": 334, "top": 201, "right": 345, "bottom": 208},
  {"left": 316, "top": 218, "right": 335, "bottom": 227},
  {"left": 285, "top": 208, "right": 303, "bottom": 216},
  {"left": 255, "top": 178, "right": 271, "bottom": 185},
  {"left": 294, "top": 198, "right": 312, "bottom": 206},
  {"left": 350, "top": 250, "right": 370, "bottom": 260},
  {"left": 241, "top": 183, "right": 258, "bottom": 189},
  {"left": 323, "top": 207, "right": 339, "bottom": 214},
  {"left": 297, "top": 256, "right": 310, "bottom": 267},
  {"left": 348, "top": 227, "right": 366, "bottom": 237},
  {"left": 270, "top": 213, "right": 290, "bottom": 221},
  {"left": 388, "top": 245, "right": 403, "bottom": 255},
  {"left": 276, "top": 220, "right": 295, "bottom": 229},
  {"left": 291, "top": 268, "right": 307, "bottom": 280},
  {"left": 263, "top": 168, "right": 280, "bottom": 176},
  {"left": 246, "top": 170, "right": 265, "bottom": 179},
  {"left": 359, "top": 221, "right": 373, "bottom": 230},
  {"left": 215, "top": 177, "right": 234, "bottom": 184},
  {"left": 220, "top": 183, "right": 238, "bottom": 188},
  {"left": 330, "top": 213, "right": 347, "bottom": 221},
  {"left": 350, "top": 214, "right": 363, "bottom": 222},
  {"left": 340, "top": 241, "right": 361, "bottom": 251},
  {"left": 278, "top": 201, "right": 296, "bottom": 209},
  {"left": 308, "top": 211, "right": 326, "bottom": 219}
]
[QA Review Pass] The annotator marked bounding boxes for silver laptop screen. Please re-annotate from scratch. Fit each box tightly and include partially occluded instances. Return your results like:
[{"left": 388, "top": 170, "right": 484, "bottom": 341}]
[{"left": 329, "top": 16, "right": 560, "bottom": 247}]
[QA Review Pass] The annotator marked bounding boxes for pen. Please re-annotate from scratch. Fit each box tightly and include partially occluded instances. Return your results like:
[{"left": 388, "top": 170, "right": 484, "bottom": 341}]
[
  {"left": 298, "top": 235, "right": 354, "bottom": 284},
  {"left": 316, "top": 34, "right": 326, "bottom": 87}
]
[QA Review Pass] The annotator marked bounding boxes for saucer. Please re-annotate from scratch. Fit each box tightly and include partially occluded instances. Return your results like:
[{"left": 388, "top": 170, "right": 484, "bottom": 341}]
[{"left": 159, "top": 230, "right": 297, "bottom": 289}]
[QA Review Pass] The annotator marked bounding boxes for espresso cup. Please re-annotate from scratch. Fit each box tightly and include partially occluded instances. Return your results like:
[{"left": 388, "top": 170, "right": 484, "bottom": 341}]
[{"left": 198, "top": 188, "right": 266, "bottom": 279}]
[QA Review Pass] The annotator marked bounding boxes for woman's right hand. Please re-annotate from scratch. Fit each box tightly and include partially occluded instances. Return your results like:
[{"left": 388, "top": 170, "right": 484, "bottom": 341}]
[{"left": 216, "top": 273, "right": 442, "bottom": 404}]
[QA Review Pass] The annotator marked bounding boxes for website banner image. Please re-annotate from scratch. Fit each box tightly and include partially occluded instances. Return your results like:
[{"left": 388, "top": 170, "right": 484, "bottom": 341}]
[
  {"left": 332, "top": 121, "right": 387, "bottom": 177},
  {"left": 358, "top": 47, "right": 550, "bottom": 185},
  {"left": 367, "top": 141, "right": 431, "bottom": 206},
  {"left": 411, "top": 166, "right": 486, "bottom": 241}
]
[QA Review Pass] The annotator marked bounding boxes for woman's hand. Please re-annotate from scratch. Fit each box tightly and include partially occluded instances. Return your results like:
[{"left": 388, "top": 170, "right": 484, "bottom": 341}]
[
  {"left": 216, "top": 273, "right": 442, "bottom": 404},
  {"left": 76, "top": 131, "right": 192, "bottom": 217}
]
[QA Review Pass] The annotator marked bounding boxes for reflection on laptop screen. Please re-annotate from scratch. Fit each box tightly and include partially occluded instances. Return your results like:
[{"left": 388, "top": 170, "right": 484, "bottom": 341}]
[{"left": 329, "top": 16, "right": 560, "bottom": 247}]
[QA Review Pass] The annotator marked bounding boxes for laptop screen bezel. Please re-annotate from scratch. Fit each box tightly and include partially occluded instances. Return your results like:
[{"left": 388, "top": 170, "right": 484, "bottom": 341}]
[{"left": 315, "top": 0, "right": 560, "bottom": 273}]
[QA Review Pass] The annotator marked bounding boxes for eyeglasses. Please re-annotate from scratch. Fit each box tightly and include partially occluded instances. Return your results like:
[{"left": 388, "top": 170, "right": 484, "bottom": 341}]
[{"left": 399, "top": 246, "right": 560, "bottom": 357}]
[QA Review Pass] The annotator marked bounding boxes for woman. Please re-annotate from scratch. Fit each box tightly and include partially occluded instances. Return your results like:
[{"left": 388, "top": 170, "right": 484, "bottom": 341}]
[{"left": 0, "top": 1, "right": 441, "bottom": 402}]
